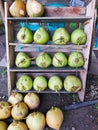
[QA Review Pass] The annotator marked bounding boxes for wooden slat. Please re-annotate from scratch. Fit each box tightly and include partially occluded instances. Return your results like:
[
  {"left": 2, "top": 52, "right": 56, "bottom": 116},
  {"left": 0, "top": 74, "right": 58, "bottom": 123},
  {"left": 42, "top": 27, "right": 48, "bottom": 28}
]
[
  {"left": 45, "top": 7, "right": 86, "bottom": 17},
  {"left": 78, "top": 0, "right": 96, "bottom": 102},
  {"left": 9, "top": 43, "right": 88, "bottom": 52},
  {"left": 5, "top": 2, "right": 15, "bottom": 96},
  {"left": 7, "top": 16, "right": 91, "bottom": 23},
  {"left": 13, "top": 89, "right": 73, "bottom": 94},
  {"left": 5, "top": 2, "right": 11, "bottom": 96},
  {"left": 14, "top": 44, "right": 87, "bottom": 52},
  {"left": 9, "top": 66, "right": 86, "bottom": 73}
]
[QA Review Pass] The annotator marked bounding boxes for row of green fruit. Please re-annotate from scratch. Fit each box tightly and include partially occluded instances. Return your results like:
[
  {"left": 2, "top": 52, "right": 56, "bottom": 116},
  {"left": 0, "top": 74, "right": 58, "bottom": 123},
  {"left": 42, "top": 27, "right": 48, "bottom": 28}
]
[
  {"left": 9, "top": 0, "right": 45, "bottom": 17},
  {"left": 15, "top": 51, "right": 84, "bottom": 68},
  {"left": 17, "top": 26, "right": 87, "bottom": 45},
  {"left": 0, "top": 92, "right": 64, "bottom": 130},
  {"left": 16, "top": 74, "right": 82, "bottom": 92}
]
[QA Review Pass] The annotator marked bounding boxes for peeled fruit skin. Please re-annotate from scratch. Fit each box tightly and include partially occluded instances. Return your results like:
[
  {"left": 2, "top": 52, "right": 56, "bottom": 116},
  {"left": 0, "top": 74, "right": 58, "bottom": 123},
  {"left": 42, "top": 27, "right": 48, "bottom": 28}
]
[
  {"left": 26, "top": 0, "right": 44, "bottom": 17},
  {"left": 11, "top": 102, "right": 28, "bottom": 120},
  {"left": 17, "top": 27, "right": 33, "bottom": 44},
  {"left": 36, "top": 52, "right": 52, "bottom": 68},
  {"left": 26, "top": 112, "right": 46, "bottom": 130},
  {"left": 71, "top": 28, "right": 87, "bottom": 45},
  {"left": 8, "top": 92, "right": 23, "bottom": 105},
  {"left": 24, "top": 92, "right": 40, "bottom": 109},
  {"left": 64, "top": 75, "right": 82, "bottom": 92},
  {"left": 68, "top": 51, "right": 84, "bottom": 68},
  {"left": 52, "top": 52, "right": 67, "bottom": 67},
  {"left": 0, "top": 121, "right": 8, "bottom": 130},
  {"left": 15, "top": 52, "right": 31, "bottom": 68},
  {"left": 7, "top": 121, "right": 28, "bottom": 130},
  {"left": 48, "top": 75, "right": 63, "bottom": 91},
  {"left": 16, "top": 75, "right": 33, "bottom": 91},
  {"left": 34, "top": 27, "right": 50, "bottom": 44},
  {"left": 33, "top": 76, "right": 47, "bottom": 91},
  {"left": 46, "top": 107, "right": 64, "bottom": 130},
  {"left": 52, "top": 28, "right": 70, "bottom": 44},
  {"left": 9, "top": 0, "right": 26, "bottom": 17},
  {"left": 0, "top": 101, "right": 11, "bottom": 120}
]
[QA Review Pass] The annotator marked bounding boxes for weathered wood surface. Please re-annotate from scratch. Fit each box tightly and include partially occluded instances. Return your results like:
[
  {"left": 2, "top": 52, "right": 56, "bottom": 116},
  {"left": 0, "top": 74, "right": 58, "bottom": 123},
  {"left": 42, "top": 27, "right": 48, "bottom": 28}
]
[{"left": 45, "top": 7, "right": 86, "bottom": 17}]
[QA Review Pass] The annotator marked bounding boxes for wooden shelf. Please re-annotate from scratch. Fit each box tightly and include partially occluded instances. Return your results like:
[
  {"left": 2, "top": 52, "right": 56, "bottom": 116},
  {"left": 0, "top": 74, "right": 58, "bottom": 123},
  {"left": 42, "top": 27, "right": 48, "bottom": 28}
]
[
  {"left": 9, "top": 43, "right": 88, "bottom": 52},
  {"left": 7, "top": 16, "right": 91, "bottom": 23},
  {"left": 5, "top": 0, "right": 96, "bottom": 102},
  {"left": 12, "top": 88, "right": 73, "bottom": 94},
  {"left": 10, "top": 66, "right": 86, "bottom": 73},
  {"left": 93, "top": 47, "right": 98, "bottom": 50}
]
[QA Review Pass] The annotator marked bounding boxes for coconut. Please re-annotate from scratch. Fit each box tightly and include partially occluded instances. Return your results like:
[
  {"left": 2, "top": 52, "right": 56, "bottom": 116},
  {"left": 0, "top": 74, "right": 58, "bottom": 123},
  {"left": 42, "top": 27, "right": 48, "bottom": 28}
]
[
  {"left": 9, "top": 0, "right": 26, "bottom": 17},
  {"left": 26, "top": 0, "right": 44, "bottom": 17},
  {"left": 16, "top": 75, "right": 33, "bottom": 91},
  {"left": 52, "top": 52, "right": 67, "bottom": 67},
  {"left": 71, "top": 28, "right": 87, "bottom": 45},
  {"left": 36, "top": 52, "right": 52, "bottom": 68},
  {"left": 8, "top": 92, "right": 23, "bottom": 105},
  {"left": 68, "top": 51, "right": 84, "bottom": 68},
  {"left": 11, "top": 102, "right": 28, "bottom": 120},
  {"left": 0, "top": 121, "right": 8, "bottom": 130},
  {"left": 26, "top": 112, "right": 46, "bottom": 130},
  {"left": 24, "top": 92, "right": 40, "bottom": 109},
  {"left": 0, "top": 101, "right": 11, "bottom": 119},
  {"left": 7, "top": 121, "right": 28, "bottom": 130},
  {"left": 64, "top": 75, "right": 82, "bottom": 92},
  {"left": 52, "top": 28, "right": 70, "bottom": 44},
  {"left": 48, "top": 75, "right": 63, "bottom": 91},
  {"left": 33, "top": 75, "right": 47, "bottom": 91},
  {"left": 46, "top": 107, "right": 64, "bottom": 130}
]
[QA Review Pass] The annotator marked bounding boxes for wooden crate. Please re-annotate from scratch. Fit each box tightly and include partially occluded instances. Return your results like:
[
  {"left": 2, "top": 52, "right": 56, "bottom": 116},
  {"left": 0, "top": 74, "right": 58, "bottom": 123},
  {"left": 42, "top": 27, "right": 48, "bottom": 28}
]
[{"left": 5, "top": 0, "right": 96, "bottom": 102}]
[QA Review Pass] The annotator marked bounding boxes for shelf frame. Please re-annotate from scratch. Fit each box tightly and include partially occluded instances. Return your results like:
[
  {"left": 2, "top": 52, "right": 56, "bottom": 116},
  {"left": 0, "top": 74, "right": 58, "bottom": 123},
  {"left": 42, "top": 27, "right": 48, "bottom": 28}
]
[{"left": 5, "top": 0, "right": 96, "bottom": 102}]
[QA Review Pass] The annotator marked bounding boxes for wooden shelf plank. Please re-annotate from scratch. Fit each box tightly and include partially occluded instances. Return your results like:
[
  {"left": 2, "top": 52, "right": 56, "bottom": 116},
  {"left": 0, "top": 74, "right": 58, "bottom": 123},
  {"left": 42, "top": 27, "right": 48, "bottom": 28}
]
[
  {"left": 12, "top": 88, "right": 75, "bottom": 94},
  {"left": 10, "top": 66, "right": 86, "bottom": 73},
  {"left": 9, "top": 43, "right": 88, "bottom": 52},
  {"left": 7, "top": 16, "right": 91, "bottom": 23},
  {"left": 93, "top": 47, "right": 98, "bottom": 50}
]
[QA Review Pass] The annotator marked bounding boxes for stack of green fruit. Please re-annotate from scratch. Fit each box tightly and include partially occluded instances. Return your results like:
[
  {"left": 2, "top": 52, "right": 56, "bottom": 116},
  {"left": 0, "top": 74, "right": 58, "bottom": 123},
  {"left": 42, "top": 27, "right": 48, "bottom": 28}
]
[
  {"left": 15, "top": 51, "right": 84, "bottom": 69},
  {"left": 16, "top": 26, "right": 87, "bottom": 45},
  {"left": 17, "top": 27, "right": 50, "bottom": 45},
  {"left": 16, "top": 74, "right": 82, "bottom": 93}
]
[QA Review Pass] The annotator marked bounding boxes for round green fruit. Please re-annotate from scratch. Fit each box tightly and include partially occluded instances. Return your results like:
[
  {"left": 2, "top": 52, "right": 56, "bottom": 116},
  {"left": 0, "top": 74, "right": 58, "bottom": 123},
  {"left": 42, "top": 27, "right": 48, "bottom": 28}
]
[
  {"left": 52, "top": 52, "right": 67, "bottom": 67},
  {"left": 15, "top": 52, "right": 31, "bottom": 68},
  {"left": 34, "top": 27, "right": 50, "bottom": 44},
  {"left": 71, "top": 28, "right": 87, "bottom": 45},
  {"left": 64, "top": 75, "right": 82, "bottom": 92},
  {"left": 16, "top": 75, "right": 33, "bottom": 91},
  {"left": 68, "top": 51, "right": 84, "bottom": 68},
  {"left": 36, "top": 52, "right": 52, "bottom": 68},
  {"left": 52, "top": 28, "right": 70, "bottom": 44},
  {"left": 48, "top": 75, "right": 63, "bottom": 91},
  {"left": 33, "top": 75, "right": 47, "bottom": 91}
]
